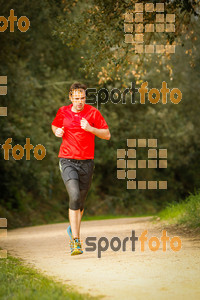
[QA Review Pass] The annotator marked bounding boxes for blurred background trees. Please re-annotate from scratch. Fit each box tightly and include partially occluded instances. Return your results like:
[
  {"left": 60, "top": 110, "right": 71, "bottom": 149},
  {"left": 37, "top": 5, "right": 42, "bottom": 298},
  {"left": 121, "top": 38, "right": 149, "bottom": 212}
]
[{"left": 0, "top": 0, "right": 199, "bottom": 228}]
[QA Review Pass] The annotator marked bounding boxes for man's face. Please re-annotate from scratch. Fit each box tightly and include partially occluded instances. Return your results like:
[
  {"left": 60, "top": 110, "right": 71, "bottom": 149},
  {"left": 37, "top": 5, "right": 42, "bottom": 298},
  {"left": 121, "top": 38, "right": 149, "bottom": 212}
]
[{"left": 69, "top": 89, "right": 86, "bottom": 112}]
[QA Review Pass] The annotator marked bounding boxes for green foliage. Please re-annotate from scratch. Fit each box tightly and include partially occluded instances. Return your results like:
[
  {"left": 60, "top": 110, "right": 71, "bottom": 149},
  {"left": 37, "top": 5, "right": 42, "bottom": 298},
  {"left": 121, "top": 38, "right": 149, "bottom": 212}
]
[
  {"left": 159, "top": 191, "right": 200, "bottom": 228},
  {"left": 0, "top": 0, "right": 200, "bottom": 228},
  {"left": 55, "top": 0, "right": 199, "bottom": 76}
]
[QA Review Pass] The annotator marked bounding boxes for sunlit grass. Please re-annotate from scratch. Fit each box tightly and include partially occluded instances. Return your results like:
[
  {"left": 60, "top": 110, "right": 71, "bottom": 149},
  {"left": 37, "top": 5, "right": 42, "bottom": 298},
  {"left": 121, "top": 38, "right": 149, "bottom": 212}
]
[
  {"left": 0, "top": 254, "right": 99, "bottom": 300},
  {"left": 82, "top": 213, "right": 153, "bottom": 221},
  {"left": 158, "top": 191, "right": 200, "bottom": 228}
]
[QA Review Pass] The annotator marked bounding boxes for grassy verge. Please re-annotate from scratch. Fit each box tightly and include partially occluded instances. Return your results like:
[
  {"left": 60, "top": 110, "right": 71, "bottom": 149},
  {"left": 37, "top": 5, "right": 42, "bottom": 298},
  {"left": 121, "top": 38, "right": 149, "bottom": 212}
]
[
  {"left": 82, "top": 213, "right": 153, "bottom": 221},
  {"left": 18, "top": 214, "right": 153, "bottom": 229},
  {"left": 158, "top": 191, "right": 200, "bottom": 228},
  {"left": 0, "top": 253, "right": 98, "bottom": 300}
]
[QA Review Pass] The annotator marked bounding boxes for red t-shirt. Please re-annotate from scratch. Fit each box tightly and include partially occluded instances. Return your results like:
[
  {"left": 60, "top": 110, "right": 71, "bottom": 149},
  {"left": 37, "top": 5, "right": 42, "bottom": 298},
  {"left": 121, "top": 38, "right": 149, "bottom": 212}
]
[{"left": 52, "top": 104, "right": 109, "bottom": 159}]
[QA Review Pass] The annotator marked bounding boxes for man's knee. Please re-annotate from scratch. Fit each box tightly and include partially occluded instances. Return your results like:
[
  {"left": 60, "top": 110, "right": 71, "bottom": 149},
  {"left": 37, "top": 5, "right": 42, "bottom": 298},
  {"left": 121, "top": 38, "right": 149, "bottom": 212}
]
[{"left": 69, "top": 192, "right": 81, "bottom": 210}]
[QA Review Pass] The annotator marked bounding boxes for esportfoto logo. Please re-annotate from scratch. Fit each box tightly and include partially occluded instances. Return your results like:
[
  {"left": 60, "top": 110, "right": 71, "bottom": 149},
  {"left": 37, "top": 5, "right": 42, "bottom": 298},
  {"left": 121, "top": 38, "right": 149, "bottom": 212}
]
[
  {"left": 117, "top": 138, "right": 168, "bottom": 190},
  {"left": 85, "top": 230, "right": 182, "bottom": 258},
  {"left": 124, "top": 2, "right": 176, "bottom": 54}
]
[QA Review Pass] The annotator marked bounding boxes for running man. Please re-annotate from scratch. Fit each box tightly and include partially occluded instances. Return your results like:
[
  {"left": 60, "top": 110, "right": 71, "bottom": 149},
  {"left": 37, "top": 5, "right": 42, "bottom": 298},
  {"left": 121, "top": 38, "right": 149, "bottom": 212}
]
[{"left": 51, "top": 83, "right": 111, "bottom": 255}]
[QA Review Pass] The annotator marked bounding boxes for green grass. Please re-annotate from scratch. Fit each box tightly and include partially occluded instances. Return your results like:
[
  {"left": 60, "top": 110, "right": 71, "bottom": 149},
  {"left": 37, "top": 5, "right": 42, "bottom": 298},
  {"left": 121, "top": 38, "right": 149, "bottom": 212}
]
[
  {"left": 82, "top": 213, "right": 153, "bottom": 221},
  {"left": 0, "top": 253, "right": 99, "bottom": 300},
  {"left": 158, "top": 191, "right": 200, "bottom": 228},
  {"left": 23, "top": 213, "right": 153, "bottom": 228}
]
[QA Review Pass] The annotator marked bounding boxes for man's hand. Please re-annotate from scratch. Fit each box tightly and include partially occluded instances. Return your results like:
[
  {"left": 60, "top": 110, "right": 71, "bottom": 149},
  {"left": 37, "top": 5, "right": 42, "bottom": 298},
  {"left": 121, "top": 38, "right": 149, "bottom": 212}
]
[
  {"left": 55, "top": 126, "right": 65, "bottom": 137},
  {"left": 80, "top": 118, "right": 92, "bottom": 132}
]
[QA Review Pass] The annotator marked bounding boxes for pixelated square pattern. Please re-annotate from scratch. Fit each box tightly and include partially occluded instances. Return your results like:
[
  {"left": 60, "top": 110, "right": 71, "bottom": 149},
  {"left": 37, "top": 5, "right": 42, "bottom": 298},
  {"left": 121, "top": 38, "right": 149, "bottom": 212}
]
[
  {"left": 0, "top": 76, "right": 7, "bottom": 117},
  {"left": 117, "top": 149, "right": 126, "bottom": 158},
  {"left": 124, "top": 13, "right": 133, "bottom": 22},
  {"left": 117, "top": 170, "right": 126, "bottom": 179},
  {"left": 135, "top": 24, "right": 143, "bottom": 32},
  {"left": 0, "top": 218, "right": 7, "bottom": 259},
  {"left": 159, "top": 160, "right": 167, "bottom": 168},
  {"left": 125, "top": 34, "right": 134, "bottom": 43},
  {"left": 138, "top": 181, "right": 146, "bottom": 189},
  {"left": 148, "top": 181, "right": 157, "bottom": 189},
  {"left": 117, "top": 138, "right": 168, "bottom": 190},
  {"left": 117, "top": 159, "right": 126, "bottom": 168},
  {"left": 145, "top": 3, "right": 154, "bottom": 12},
  {"left": 135, "top": 13, "right": 143, "bottom": 23},
  {"left": 156, "top": 24, "right": 164, "bottom": 32},
  {"left": 127, "top": 139, "right": 136, "bottom": 147},
  {"left": 135, "top": 34, "right": 143, "bottom": 43},
  {"left": 156, "top": 3, "right": 164, "bottom": 12},
  {"left": 159, "top": 149, "right": 167, "bottom": 158},
  {"left": 127, "top": 170, "right": 136, "bottom": 179},
  {"left": 165, "top": 45, "right": 175, "bottom": 54},
  {"left": 156, "top": 45, "right": 165, "bottom": 53},
  {"left": 0, "top": 107, "right": 7, "bottom": 116},
  {"left": 0, "top": 76, "right": 7, "bottom": 84},
  {"left": 127, "top": 181, "right": 136, "bottom": 189},
  {"left": 138, "top": 139, "right": 146, "bottom": 147},
  {"left": 124, "top": 23, "right": 133, "bottom": 33},
  {"left": 0, "top": 86, "right": 7, "bottom": 95},
  {"left": 127, "top": 160, "right": 136, "bottom": 168},
  {"left": 0, "top": 218, "right": 7, "bottom": 227},
  {"left": 124, "top": 3, "right": 176, "bottom": 54},
  {"left": 166, "top": 14, "right": 175, "bottom": 23},
  {"left": 135, "top": 3, "right": 143, "bottom": 12},
  {"left": 127, "top": 149, "right": 136, "bottom": 158},
  {"left": 148, "top": 149, "right": 157, "bottom": 158},
  {"left": 166, "top": 24, "right": 175, "bottom": 32},
  {"left": 135, "top": 44, "right": 143, "bottom": 53},
  {"left": 148, "top": 139, "right": 157, "bottom": 147}
]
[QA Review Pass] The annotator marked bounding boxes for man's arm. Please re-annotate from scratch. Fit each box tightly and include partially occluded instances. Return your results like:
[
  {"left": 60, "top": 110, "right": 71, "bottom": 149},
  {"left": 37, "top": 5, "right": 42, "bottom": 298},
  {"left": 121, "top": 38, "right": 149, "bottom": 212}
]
[
  {"left": 90, "top": 127, "right": 111, "bottom": 140},
  {"left": 52, "top": 125, "right": 64, "bottom": 137},
  {"left": 80, "top": 118, "right": 111, "bottom": 140}
]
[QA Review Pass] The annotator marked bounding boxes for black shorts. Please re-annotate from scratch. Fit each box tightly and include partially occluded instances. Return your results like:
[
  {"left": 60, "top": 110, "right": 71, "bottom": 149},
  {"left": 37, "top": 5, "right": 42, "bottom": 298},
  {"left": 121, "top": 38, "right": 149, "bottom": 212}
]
[{"left": 59, "top": 158, "right": 95, "bottom": 190}]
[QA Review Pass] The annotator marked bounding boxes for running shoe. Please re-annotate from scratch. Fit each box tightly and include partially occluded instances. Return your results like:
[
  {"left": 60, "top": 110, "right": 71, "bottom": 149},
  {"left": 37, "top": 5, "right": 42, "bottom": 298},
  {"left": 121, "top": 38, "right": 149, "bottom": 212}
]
[
  {"left": 71, "top": 238, "right": 83, "bottom": 256},
  {"left": 67, "top": 225, "right": 73, "bottom": 241},
  {"left": 67, "top": 225, "right": 74, "bottom": 253},
  {"left": 69, "top": 240, "right": 74, "bottom": 253}
]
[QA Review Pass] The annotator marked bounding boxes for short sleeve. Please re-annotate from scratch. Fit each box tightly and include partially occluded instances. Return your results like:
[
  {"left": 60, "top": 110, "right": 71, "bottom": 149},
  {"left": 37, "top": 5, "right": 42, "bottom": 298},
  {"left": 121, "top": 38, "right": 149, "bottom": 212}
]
[
  {"left": 52, "top": 108, "right": 64, "bottom": 128},
  {"left": 93, "top": 109, "right": 109, "bottom": 129}
]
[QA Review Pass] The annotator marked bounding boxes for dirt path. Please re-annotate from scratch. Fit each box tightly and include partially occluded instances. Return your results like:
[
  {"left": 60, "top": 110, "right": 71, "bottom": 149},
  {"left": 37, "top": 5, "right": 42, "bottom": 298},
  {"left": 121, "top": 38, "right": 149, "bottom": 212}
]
[{"left": 1, "top": 217, "right": 200, "bottom": 299}]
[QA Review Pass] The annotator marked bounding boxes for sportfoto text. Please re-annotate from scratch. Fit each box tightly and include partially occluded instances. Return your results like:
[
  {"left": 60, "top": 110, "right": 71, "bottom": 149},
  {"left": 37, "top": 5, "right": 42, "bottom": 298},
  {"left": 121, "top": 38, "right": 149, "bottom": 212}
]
[
  {"left": 86, "top": 81, "right": 182, "bottom": 109},
  {"left": 85, "top": 230, "right": 182, "bottom": 258},
  {"left": 1, "top": 138, "right": 46, "bottom": 160}
]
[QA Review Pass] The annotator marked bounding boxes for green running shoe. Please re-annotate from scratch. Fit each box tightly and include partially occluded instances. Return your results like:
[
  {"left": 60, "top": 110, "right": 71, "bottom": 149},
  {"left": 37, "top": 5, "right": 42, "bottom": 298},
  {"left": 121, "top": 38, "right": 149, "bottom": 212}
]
[{"left": 71, "top": 238, "right": 83, "bottom": 256}]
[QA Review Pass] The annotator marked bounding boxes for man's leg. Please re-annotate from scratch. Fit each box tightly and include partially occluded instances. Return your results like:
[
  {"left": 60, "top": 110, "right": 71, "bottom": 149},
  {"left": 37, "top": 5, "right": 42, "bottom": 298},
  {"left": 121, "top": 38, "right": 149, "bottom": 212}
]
[
  {"left": 69, "top": 189, "right": 87, "bottom": 239},
  {"left": 77, "top": 189, "right": 88, "bottom": 234},
  {"left": 68, "top": 209, "right": 81, "bottom": 238},
  {"left": 65, "top": 179, "right": 82, "bottom": 239}
]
